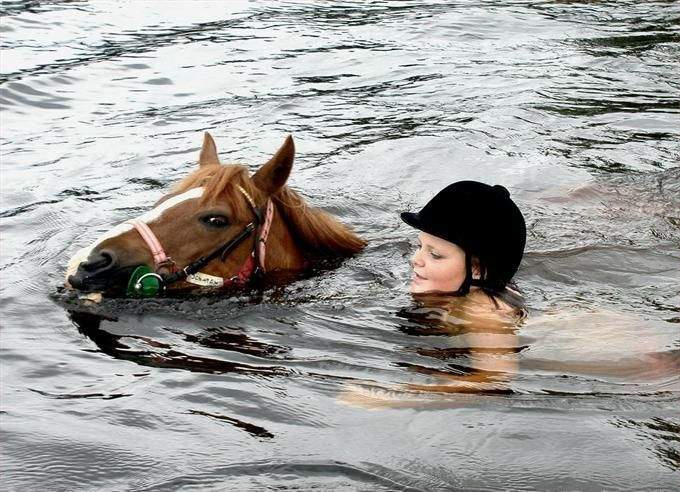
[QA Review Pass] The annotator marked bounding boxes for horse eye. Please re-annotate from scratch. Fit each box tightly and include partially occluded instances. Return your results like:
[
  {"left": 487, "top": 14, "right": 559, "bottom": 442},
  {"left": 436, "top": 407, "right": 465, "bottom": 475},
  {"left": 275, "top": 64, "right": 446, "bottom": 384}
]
[{"left": 200, "top": 214, "right": 230, "bottom": 228}]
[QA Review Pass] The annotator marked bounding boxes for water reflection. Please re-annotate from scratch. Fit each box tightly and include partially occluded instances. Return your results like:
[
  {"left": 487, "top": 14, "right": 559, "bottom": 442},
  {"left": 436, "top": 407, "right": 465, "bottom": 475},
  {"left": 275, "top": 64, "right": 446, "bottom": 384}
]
[
  {"left": 184, "top": 327, "right": 290, "bottom": 358},
  {"left": 578, "top": 33, "right": 680, "bottom": 56},
  {"left": 68, "top": 311, "right": 291, "bottom": 377},
  {"left": 188, "top": 409, "right": 275, "bottom": 439},
  {"left": 614, "top": 417, "right": 680, "bottom": 472}
]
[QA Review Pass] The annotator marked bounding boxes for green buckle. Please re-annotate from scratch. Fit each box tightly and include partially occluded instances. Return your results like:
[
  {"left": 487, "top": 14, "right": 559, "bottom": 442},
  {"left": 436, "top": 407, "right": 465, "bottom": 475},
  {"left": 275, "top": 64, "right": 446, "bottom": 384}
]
[{"left": 126, "top": 265, "right": 163, "bottom": 297}]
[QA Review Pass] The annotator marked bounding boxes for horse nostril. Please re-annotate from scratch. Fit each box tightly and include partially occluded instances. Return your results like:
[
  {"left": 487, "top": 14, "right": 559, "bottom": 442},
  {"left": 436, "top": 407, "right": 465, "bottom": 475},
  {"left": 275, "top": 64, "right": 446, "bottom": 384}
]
[
  {"left": 82, "top": 250, "right": 117, "bottom": 273},
  {"left": 67, "top": 273, "right": 84, "bottom": 289}
]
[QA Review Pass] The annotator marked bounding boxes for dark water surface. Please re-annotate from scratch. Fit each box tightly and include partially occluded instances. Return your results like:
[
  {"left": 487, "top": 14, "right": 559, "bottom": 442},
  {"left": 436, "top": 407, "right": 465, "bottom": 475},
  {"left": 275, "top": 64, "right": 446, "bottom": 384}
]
[{"left": 1, "top": 1, "right": 679, "bottom": 490}]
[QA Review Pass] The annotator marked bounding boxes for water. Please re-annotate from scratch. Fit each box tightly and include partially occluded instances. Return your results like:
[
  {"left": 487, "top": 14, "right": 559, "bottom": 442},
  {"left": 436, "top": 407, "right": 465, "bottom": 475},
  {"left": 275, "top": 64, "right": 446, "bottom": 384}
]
[{"left": 1, "top": 1, "right": 679, "bottom": 490}]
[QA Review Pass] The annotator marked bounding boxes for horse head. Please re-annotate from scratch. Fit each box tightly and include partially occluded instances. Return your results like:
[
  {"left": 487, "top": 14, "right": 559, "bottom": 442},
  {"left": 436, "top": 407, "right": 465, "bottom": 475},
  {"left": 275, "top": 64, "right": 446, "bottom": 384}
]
[{"left": 66, "top": 133, "right": 366, "bottom": 296}]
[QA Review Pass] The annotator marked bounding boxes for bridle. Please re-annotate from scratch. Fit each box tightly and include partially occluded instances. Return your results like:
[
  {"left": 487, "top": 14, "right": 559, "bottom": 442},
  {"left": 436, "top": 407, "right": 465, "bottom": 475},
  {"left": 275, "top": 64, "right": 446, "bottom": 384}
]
[{"left": 125, "top": 185, "right": 274, "bottom": 295}]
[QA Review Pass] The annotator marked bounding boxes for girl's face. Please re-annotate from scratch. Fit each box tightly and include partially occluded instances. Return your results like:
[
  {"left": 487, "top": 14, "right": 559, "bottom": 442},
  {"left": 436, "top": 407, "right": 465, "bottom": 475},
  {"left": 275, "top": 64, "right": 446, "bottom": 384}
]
[{"left": 410, "top": 232, "right": 467, "bottom": 294}]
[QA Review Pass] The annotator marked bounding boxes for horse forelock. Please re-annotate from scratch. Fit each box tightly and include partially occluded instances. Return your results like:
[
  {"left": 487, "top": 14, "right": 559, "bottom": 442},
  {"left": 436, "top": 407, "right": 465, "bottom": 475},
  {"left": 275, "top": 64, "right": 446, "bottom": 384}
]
[{"left": 171, "top": 164, "right": 258, "bottom": 222}]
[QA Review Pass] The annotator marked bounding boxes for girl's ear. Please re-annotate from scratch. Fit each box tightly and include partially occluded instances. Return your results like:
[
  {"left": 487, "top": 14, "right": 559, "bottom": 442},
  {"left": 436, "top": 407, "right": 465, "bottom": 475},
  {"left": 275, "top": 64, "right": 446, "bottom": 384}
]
[
  {"left": 199, "top": 132, "right": 220, "bottom": 167},
  {"left": 252, "top": 135, "right": 294, "bottom": 196}
]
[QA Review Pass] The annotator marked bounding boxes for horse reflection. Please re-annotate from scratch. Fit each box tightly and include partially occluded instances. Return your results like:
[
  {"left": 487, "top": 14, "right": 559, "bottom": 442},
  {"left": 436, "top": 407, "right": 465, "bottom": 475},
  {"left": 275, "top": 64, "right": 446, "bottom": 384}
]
[{"left": 69, "top": 311, "right": 291, "bottom": 376}]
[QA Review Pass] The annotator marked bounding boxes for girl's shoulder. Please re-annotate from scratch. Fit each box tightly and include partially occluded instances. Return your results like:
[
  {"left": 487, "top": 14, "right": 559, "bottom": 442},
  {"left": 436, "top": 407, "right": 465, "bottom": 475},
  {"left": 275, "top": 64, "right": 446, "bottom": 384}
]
[{"left": 466, "top": 285, "right": 526, "bottom": 320}]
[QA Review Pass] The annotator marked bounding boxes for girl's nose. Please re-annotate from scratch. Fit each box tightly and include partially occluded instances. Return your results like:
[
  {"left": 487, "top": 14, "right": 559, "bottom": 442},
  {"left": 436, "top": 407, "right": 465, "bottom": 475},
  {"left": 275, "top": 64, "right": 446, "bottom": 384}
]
[{"left": 411, "top": 248, "right": 424, "bottom": 268}]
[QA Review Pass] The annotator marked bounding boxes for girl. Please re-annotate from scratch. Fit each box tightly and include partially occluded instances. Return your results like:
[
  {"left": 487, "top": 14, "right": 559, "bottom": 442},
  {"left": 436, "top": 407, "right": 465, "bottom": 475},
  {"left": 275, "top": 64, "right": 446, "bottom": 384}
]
[
  {"left": 342, "top": 181, "right": 528, "bottom": 403},
  {"left": 401, "top": 180, "right": 526, "bottom": 315}
]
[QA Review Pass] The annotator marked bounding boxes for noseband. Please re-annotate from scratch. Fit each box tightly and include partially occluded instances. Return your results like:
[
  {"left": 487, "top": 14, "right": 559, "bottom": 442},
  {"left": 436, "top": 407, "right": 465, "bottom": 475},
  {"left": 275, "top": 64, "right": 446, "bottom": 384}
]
[{"left": 125, "top": 185, "right": 274, "bottom": 293}]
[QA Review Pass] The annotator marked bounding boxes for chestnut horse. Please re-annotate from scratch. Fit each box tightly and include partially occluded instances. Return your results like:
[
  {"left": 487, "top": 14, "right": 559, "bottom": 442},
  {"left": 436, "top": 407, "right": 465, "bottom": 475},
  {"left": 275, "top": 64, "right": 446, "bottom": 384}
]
[{"left": 66, "top": 133, "right": 366, "bottom": 296}]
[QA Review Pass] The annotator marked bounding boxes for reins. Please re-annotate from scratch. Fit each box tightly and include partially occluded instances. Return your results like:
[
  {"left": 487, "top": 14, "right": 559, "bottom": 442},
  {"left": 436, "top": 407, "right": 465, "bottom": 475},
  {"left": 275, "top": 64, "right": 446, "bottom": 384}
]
[{"left": 125, "top": 185, "right": 274, "bottom": 295}]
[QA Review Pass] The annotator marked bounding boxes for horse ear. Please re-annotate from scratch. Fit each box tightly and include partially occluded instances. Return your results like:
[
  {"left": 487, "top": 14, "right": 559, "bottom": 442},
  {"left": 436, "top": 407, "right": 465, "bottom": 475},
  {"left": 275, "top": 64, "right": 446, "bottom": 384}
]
[
  {"left": 199, "top": 132, "right": 220, "bottom": 166},
  {"left": 252, "top": 135, "right": 294, "bottom": 195}
]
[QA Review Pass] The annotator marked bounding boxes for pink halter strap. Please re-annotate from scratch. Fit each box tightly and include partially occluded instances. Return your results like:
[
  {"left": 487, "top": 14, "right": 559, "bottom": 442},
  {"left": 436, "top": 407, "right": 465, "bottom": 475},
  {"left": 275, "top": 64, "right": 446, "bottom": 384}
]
[
  {"left": 223, "top": 199, "right": 274, "bottom": 287},
  {"left": 126, "top": 218, "right": 171, "bottom": 269},
  {"left": 258, "top": 199, "right": 274, "bottom": 269}
]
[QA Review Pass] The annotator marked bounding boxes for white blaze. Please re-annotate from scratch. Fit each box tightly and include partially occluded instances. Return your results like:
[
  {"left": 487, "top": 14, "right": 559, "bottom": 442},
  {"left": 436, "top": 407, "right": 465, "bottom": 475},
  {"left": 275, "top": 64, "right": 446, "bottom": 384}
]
[
  {"left": 65, "top": 187, "right": 204, "bottom": 284},
  {"left": 136, "top": 186, "right": 204, "bottom": 223}
]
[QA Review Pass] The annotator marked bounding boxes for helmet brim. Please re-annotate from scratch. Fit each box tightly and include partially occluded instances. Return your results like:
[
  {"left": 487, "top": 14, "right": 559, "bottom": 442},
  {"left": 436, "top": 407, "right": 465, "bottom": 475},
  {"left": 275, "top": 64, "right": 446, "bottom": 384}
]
[
  {"left": 400, "top": 211, "right": 443, "bottom": 239},
  {"left": 400, "top": 211, "right": 424, "bottom": 231},
  {"left": 401, "top": 211, "right": 465, "bottom": 250}
]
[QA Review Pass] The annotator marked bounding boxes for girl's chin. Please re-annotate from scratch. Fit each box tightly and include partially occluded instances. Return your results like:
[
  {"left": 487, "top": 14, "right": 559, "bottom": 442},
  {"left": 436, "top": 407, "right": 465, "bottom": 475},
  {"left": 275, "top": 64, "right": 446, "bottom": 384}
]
[
  {"left": 409, "top": 281, "right": 430, "bottom": 294},
  {"left": 410, "top": 280, "right": 463, "bottom": 294}
]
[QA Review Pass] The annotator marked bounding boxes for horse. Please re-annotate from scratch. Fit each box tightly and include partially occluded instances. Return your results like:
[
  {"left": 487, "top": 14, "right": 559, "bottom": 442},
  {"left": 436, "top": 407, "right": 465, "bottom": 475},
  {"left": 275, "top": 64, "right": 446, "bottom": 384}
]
[{"left": 66, "top": 132, "right": 366, "bottom": 297}]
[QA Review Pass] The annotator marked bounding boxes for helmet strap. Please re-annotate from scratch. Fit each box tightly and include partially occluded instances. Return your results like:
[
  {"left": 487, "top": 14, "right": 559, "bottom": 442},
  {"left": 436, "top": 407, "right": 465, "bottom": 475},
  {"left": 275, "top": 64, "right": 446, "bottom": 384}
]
[{"left": 450, "top": 252, "right": 473, "bottom": 296}]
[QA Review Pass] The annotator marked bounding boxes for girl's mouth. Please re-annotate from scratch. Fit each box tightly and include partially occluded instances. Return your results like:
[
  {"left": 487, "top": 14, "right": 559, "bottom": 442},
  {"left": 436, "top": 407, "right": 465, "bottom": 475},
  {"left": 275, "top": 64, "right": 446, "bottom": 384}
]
[{"left": 412, "top": 272, "right": 427, "bottom": 282}]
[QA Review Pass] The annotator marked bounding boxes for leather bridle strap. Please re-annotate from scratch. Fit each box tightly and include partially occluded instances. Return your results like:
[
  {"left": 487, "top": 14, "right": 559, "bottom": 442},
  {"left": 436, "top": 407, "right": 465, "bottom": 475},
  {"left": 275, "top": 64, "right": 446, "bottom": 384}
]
[{"left": 162, "top": 221, "right": 256, "bottom": 285}]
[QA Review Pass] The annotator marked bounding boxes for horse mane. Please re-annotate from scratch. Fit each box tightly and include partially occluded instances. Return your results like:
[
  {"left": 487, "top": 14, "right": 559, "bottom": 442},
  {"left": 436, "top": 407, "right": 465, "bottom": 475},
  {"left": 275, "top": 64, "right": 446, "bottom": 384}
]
[
  {"left": 172, "top": 164, "right": 366, "bottom": 257},
  {"left": 273, "top": 186, "right": 366, "bottom": 257}
]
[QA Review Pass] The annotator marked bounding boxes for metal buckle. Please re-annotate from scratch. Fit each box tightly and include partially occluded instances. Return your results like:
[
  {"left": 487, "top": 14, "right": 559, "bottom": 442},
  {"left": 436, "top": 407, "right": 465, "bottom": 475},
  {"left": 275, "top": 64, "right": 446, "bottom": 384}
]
[{"left": 134, "top": 272, "right": 165, "bottom": 292}]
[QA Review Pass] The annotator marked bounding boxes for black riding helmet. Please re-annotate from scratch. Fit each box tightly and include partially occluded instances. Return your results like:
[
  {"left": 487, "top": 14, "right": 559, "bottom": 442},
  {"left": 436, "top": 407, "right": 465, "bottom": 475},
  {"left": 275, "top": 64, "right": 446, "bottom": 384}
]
[{"left": 401, "top": 181, "right": 526, "bottom": 295}]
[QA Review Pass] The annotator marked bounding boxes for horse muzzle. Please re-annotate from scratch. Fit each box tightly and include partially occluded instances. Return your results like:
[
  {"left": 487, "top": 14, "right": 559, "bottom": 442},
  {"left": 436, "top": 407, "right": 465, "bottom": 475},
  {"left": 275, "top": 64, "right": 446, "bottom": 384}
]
[{"left": 67, "top": 249, "right": 130, "bottom": 293}]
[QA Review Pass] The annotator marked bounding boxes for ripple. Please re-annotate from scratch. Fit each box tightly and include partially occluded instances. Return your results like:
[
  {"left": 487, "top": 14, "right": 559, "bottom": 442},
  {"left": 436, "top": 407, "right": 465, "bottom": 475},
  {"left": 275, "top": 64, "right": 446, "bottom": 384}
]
[
  {"left": 578, "top": 32, "right": 680, "bottom": 56},
  {"left": 0, "top": 85, "right": 71, "bottom": 109},
  {"left": 1, "top": 432, "right": 161, "bottom": 491},
  {"left": 143, "top": 77, "right": 173, "bottom": 85},
  {"left": 28, "top": 388, "right": 132, "bottom": 400},
  {"left": 137, "top": 460, "right": 422, "bottom": 492},
  {"left": 188, "top": 409, "right": 275, "bottom": 439}
]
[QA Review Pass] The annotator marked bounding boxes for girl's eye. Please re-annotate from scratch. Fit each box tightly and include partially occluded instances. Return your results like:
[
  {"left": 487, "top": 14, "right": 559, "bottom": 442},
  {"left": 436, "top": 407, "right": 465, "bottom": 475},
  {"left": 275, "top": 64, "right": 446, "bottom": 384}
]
[
  {"left": 430, "top": 251, "right": 443, "bottom": 259},
  {"left": 200, "top": 214, "right": 230, "bottom": 228}
]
